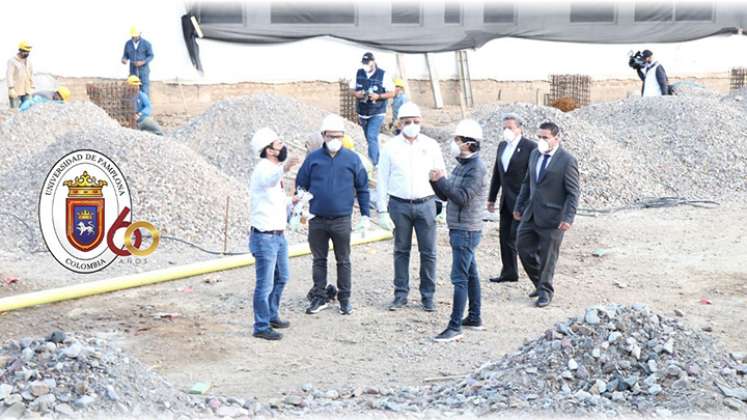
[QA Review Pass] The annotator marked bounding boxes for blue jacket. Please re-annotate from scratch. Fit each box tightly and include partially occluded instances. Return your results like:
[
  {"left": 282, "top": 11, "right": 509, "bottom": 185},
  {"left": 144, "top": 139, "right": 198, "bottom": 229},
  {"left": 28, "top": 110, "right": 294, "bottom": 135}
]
[
  {"left": 19, "top": 95, "right": 59, "bottom": 112},
  {"left": 295, "top": 145, "right": 370, "bottom": 218},
  {"left": 122, "top": 38, "right": 154, "bottom": 76},
  {"left": 135, "top": 91, "right": 152, "bottom": 121}
]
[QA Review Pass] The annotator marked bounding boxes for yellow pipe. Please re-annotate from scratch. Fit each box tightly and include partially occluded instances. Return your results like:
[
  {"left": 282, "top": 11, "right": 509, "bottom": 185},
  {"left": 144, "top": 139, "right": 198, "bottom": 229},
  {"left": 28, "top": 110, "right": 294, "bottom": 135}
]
[{"left": 0, "top": 229, "right": 392, "bottom": 313}]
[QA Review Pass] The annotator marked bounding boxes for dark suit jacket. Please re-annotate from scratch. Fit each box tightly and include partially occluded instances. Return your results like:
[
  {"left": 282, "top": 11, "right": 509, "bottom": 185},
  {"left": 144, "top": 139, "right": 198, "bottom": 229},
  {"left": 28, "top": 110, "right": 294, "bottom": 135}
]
[
  {"left": 514, "top": 147, "right": 580, "bottom": 229},
  {"left": 488, "top": 137, "right": 537, "bottom": 214}
]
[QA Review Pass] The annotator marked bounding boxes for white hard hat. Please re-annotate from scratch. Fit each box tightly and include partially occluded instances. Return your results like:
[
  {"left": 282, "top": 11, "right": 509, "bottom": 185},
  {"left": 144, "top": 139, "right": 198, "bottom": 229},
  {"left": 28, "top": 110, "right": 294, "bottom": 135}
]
[
  {"left": 251, "top": 127, "right": 279, "bottom": 156},
  {"left": 454, "top": 119, "right": 484, "bottom": 141},
  {"left": 398, "top": 102, "right": 422, "bottom": 119},
  {"left": 320, "top": 114, "right": 346, "bottom": 133}
]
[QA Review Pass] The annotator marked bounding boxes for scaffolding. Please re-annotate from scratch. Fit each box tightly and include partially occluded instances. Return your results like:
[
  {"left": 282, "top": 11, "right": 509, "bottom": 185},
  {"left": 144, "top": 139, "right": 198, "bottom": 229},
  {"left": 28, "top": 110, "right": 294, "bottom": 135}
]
[
  {"left": 729, "top": 68, "right": 747, "bottom": 91},
  {"left": 545, "top": 74, "right": 591, "bottom": 110},
  {"left": 339, "top": 79, "right": 358, "bottom": 124},
  {"left": 86, "top": 82, "right": 139, "bottom": 128}
]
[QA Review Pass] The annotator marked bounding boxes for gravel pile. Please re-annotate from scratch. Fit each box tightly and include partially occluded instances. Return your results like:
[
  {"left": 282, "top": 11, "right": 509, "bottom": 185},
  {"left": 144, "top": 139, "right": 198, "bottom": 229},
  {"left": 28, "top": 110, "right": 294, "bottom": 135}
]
[
  {"left": 0, "top": 332, "right": 199, "bottom": 419},
  {"left": 572, "top": 95, "right": 747, "bottom": 201},
  {"left": 172, "top": 93, "right": 368, "bottom": 182},
  {"left": 0, "top": 127, "right": 256, "bottom": 255},
  {"left": 278, "top": 305, "right": 747, "bottom": 417},
  {"left": 0, "top": 102, "right": 120, "bottom": 175}
]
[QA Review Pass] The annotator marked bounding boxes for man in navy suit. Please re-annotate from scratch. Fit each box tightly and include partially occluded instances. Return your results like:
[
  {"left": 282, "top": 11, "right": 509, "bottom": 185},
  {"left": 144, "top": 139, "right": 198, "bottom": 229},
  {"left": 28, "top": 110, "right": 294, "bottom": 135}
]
[
  {"left": 513, "top": 122, "right": 580, "bottom": 308},
  {"left": 121, "top": 26, "right": 154, "bottom": 96},
  {"left": 487, "top": 113, "right": 537, "bottom": 284}
]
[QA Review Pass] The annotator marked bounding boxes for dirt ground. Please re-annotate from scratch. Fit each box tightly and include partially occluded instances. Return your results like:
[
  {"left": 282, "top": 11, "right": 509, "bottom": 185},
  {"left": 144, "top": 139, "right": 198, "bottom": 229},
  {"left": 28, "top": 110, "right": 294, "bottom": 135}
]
[{"left": 1, "top": 196, "right": 745, "bottom": 406}]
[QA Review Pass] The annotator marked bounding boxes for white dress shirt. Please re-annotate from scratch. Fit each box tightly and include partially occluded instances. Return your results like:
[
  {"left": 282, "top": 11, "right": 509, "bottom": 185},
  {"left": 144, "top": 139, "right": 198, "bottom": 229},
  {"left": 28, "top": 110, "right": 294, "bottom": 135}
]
[
  {"left": 377, "top": 133, "right": 446, "bottom": 212},
  {"left": 535, "top": 145, "right": 559, "bottom": 182},
  {"left": 501, "top": 135, "right": 521, "bottom": 172},
  {"left": 249, "top": 159, "right": 288, "bottom": 231}
]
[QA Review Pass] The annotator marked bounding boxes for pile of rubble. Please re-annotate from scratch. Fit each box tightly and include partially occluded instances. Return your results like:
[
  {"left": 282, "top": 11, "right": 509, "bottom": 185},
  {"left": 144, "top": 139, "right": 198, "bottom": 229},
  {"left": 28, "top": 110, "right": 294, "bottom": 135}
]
[
  {"left": 0, "top": 332, "right": 200, "bottom": 419},
  {"left": 172, "top": 93, "right": 367, "bottom": 182},
  {"left": 275, "top": 305, "right": 746, "bottom": 417}
]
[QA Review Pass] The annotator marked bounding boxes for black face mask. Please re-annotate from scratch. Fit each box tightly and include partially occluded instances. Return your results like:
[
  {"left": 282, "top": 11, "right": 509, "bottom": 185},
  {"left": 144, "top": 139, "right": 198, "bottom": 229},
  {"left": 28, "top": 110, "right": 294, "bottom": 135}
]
[{"left": 275, "top": 145, "right": 288, "bottom": 162}]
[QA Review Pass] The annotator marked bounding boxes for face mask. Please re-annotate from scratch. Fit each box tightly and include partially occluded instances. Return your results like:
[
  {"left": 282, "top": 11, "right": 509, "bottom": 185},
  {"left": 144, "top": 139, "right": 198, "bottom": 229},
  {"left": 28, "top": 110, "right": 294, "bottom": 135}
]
[
  {"left": 503, "top": 129, "right": 516, "bottom": 142},
  {"left": 450, "top": 140, "right": 462, "bottom": 158},
  {"left": 402, "top": 123, "right": 420, "bottom": 138},
  {"left": 537, "top": 139, "right": 550, "bottom": 154},
  {"left": 326, "top": 139, "right": 342, "bottom": 153},
  {"left": 275, "top": 145, "right": 288, "bottom": 162}
]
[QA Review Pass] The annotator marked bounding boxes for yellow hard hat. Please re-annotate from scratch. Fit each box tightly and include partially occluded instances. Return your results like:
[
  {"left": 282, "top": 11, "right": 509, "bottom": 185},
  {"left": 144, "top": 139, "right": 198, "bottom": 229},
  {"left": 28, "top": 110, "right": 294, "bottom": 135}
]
[
  {"left": 18, "top": 40, "right": 32, "bottom": 52},
  {"left": 129, "top": 26, "right": 141, "bottom": 37},
  {"left": 394, "top": 78, "right": 405, "bottom": 88},
  {"left": 342, "top": 134, "right": 355, "bottom": 150},
  {"left": 127, "top": 75, "right": 142, "bottom": 86},
  {"left": 56, "top": 86, "right": 71, "bottom": 102}
]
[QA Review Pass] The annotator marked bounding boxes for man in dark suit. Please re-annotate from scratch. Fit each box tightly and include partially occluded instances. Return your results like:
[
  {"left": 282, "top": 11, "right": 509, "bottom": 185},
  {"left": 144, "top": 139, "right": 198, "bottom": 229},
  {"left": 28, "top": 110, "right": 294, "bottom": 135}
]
[
  {"left": 513, "top": 122, "right": 580, "bottom": 308},
  {"left": 487, "top": 113, "right": 537, "bottom": 284}
]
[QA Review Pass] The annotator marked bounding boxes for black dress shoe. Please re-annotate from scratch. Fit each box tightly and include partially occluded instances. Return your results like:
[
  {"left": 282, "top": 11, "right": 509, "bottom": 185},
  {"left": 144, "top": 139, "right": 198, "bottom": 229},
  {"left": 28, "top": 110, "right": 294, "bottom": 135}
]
[
  {"left": 536, "top": 294, "right": 552, "bottom": 308},
  {"left": 270, "top": 319, "right": 290, "bottom": 329},
  {"left": 489, "top": 275, "right": 519, "bottom": 283},
  {"left": 388, "top": 297, "right": 408, "bottom": 311},
  {"left": 528, "top": 290, "right": 539, "bottom": 298}
]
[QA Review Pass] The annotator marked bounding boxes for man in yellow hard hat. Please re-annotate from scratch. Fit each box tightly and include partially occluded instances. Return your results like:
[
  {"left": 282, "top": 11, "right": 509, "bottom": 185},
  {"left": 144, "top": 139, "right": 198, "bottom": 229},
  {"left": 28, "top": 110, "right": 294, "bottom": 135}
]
[
  {"left": 19, "top": 86, "right": 71, "bottom": 112},
  {"left": 6, "top": 41, "right": 34, "bottom": 109},
  {"left": 128, "top": 75, "right": 162, "bottom": 136},
  {"left": 390, "top": 78, "right": 408, "bottom": 134},
  {"left": 121, "top": 26, "right": 154, "bottom": 96}
]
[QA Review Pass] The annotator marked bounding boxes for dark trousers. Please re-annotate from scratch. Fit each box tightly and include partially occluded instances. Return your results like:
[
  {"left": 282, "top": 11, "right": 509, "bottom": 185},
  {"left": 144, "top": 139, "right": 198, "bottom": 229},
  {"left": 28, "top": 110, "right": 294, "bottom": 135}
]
[
  {"left": 516, "top": 219, "right": 565, "bottom": 297},
  {"left": 308, "top": 216, "right": 352, "bottom": 302},
  {"left": 448, "top": 230, "right": 482, "bottom": 331},
  {"left": 388, "top": 198, "right": 437, "bottom": 302},
  {"left": 498, "top": 206, "right": 519, "bottom": 279}
]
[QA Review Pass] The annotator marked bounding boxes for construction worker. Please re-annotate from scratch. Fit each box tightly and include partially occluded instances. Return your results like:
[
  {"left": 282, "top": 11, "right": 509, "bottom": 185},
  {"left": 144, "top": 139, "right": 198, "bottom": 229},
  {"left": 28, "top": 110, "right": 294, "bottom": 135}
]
[
  {"left": 390, "top": 79, "right": 408, "bottom": 133},
  {"left": 121, "top": 26, "right": 154, "bottom": 96},
  {"left": 127, "top": 75, "right": 163, "bottom": 136},
  {"left": 6, "top": 41, "right": 34, "bottom": 109},
  {"left": 19, "top": 87, "right": 71, "bottom": 112},
  {"left": 351, "top": 52, "right": 395, "bottom": 166}
]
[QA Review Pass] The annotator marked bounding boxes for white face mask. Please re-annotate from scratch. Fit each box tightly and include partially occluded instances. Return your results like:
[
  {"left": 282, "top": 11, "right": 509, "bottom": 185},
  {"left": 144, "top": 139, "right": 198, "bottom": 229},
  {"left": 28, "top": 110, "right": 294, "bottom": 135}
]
[
  {"left": 326, "top": 139, "right": 342, "bottom": 153},
  {"left": 402, "top": 123, "right": 420, "bottom": 138},
  {"left": 503, "top": 128, "right": 516, "bottom": 142},
  {"left": 449, "top": 140, "right": 462, "bottom": 158},
  {"left": 537, "top": 139, "right": 550, "bottom": 154}
]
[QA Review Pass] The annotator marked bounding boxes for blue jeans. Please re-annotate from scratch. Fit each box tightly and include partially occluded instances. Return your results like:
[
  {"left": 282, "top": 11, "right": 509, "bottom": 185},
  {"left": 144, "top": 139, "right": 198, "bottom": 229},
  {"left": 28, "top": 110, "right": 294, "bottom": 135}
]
[
  {"left": 358, "top": 114, "right": 385, "bottom": 165},
  {"left": 448, "top": 229, "right": 482, "bottom": 331},
  {"left": 388, "top": 198, "right": 437, "bottom": 302},
  {"left": 249, "top": 232, "right": 289, "bottom": 334}
]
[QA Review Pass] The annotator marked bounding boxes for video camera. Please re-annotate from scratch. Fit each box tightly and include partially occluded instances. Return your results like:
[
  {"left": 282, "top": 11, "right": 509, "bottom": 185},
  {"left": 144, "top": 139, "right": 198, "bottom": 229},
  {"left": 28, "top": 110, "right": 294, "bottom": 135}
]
[{"left": 628, "top": 50, "right": 645, "bottom": 70}]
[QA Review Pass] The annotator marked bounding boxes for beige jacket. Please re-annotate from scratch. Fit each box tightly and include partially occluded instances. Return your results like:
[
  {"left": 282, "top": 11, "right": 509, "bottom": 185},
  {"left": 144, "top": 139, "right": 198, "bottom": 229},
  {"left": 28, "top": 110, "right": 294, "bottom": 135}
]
[{"left": 6, "top": 55, "right": 34, "bottom": 96}]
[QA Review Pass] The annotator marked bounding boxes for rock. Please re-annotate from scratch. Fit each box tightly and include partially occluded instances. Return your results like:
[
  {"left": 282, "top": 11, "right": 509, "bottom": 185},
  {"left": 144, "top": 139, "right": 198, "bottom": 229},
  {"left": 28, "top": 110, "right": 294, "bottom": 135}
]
[
  {"left": 47, "top": 331, "right": 66, "bottom": 344},
  {"left": 302, "top": 383, "right": 313, "bottom": 392},
  {"left": 207, "top": 398, "right": 222, "bottom": 410},
  {"left": 647, "top": 360, "right": 658, "bottom": 373},
  {"left": 284, "top": 395, "right": 305, "bottom": 407},
  {"left": 590, "top": 380, "right": 606, "bottom": 395},
  {"left": 730, "top": 352, "right": 747, "bottom": 362},
  {"left": 611, "top": 391, "right": 625, "bottom": 402},
  {"left": 3, "top": 394, "right": 22, "bottom": 406},
  {"left": 724, "top": 398, "right": 745, "bottom": 411},
  {"left": 20, "top": 347, "right": 33, "bottom": 362},
  {"left": 672, "top": 378, "right": 689, "bottom": 389},
  {"left": 73, "top": 395, "right": 96, "bottom": 409},
  {"left": 63, "top": 342, "right": 82, "bottom": 359},
  {"left": 216, "top": 406, "right": 249, "bottom": 417},
  {"left": 0, "top": 402, "right": 26, "bottom": 419},
  {"left": 0, "top": 384, "right": 12, "bottom": 401},
  {"left": 105, "top": 385, "right": 119, "bottom": 401},
  {"left": 30, "top": 381, "right": 50, "bottom": 397},
  {"left": 32, "top": 394, "right": 56, "bottom": 412},
  {"left": 673, "top": 309, "right": 685, "bottom": 317},
  {"left": 647, "top": 384, "right": 663, "bottom": 395},
  {"left": 716, "top": 383, "right": 747, "bottom": 401},
  {"left": 324, "top": 390, "right": 340, "bottom": 400},
  {"left": 687, "top": 364, "right": 701, "bottom": 377},
  {"left": 574, "top": 390, "right": 592, "bottom": 402},
  {"left": 584, "top": 309, "right": 601, "bottom": 325},
  {"left": 54, "top": 403, "right": 75, "bottom": 417},
  {"left": 568, "top": 359, "right": 578, "bottom": 370},
  {"left": 608, "top": 332, "right": 623, "bottom": 343},
  {"left": 561, "top": 370, "right": 574, "bottom": 380},
  {"left": 662, "top": 338, "right": 674, "bottom": 354}
]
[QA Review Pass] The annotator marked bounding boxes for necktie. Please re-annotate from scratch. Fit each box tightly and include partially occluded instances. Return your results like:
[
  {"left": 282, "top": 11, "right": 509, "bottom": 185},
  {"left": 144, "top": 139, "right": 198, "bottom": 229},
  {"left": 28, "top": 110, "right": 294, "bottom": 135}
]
[{"left": 538, "top": 154, "right": 550, "bottom": 182}]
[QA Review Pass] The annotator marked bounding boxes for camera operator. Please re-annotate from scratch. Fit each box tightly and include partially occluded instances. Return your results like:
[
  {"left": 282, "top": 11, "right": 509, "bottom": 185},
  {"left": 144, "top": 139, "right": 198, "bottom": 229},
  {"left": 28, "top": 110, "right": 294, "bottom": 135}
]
[
  {"left": 350, "top": 52, "right": 395, "bottom": 166},
  {"left": 630, "top": 49, "right": 671, "bottom": 97}
]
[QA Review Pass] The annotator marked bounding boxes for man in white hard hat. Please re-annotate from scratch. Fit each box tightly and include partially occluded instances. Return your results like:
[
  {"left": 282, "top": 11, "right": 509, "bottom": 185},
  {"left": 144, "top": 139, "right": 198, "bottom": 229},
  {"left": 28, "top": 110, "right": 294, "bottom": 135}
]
[
  {"left": 377, "top": 102, "right": 446, "bottom": 312},
  {"left": 249, "top": 128, "right": 300, "bottom": 340},
  {"left": 296, "top": 114, "right": 371, "bottom": 316},
  {"left": 429, "top": 119, "right": 488, "bottom": 342},
  {"left": 6, "top": 41, "right": 34, "bottom": 109}
]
